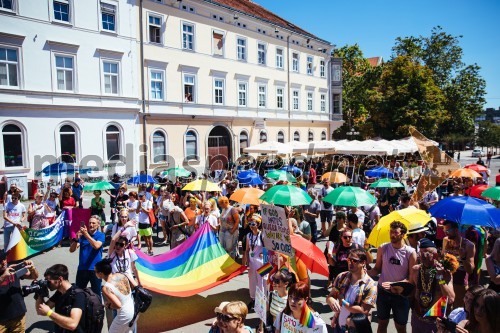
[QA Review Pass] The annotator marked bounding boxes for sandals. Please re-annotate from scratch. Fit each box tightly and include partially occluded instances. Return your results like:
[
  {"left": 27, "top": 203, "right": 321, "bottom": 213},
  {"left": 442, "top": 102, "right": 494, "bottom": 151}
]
[{"left": 147, "top": 250, "right": 154, "bottom": 256}]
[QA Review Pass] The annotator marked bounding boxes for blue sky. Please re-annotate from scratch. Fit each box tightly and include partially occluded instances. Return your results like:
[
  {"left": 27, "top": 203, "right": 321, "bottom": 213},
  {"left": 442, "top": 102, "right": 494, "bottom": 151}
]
[{"left": 254, "top": 0, "right": 500, "bottom": 109}]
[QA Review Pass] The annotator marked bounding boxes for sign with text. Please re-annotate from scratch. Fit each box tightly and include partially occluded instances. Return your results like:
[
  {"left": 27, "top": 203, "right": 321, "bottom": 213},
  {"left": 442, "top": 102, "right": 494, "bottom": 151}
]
[
  {"left": 281, "top": 313, "right": 321, "bottom": 333},
  {"left": 255, "top": 286, "right": 267, "bottom": 322},
  {"left": 261, "top": 204, "right": 292, "bottom": 256}
]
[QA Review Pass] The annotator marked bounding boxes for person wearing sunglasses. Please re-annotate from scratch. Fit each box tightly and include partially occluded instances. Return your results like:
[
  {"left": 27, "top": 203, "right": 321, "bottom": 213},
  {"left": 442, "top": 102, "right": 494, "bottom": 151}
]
[
  {"left": 326, "top": 229, "right": 362, "bottom": 287},
  {"left": 243, "top": 214, "right": 265, "bottom": 309},
  {"left": 327, "top": 248, "right": 377, "bottom": 333},
  {"left": 2, "top": 194, "right": 26, "bottom": 250},
  {"left": 110, "top": 209, "right": 137, "bottom": 245},
  {"left": 219, "top": 301, "right": 253, "bottom": 333},
  {"left": 108, "top": 235, "right": 140, "bottom": 287},
  {"left": 209, "top": 301, "right": 229, "bottom": 333},
  {"left": 267, "top": 271, "right": 293, "bottom": 327}
]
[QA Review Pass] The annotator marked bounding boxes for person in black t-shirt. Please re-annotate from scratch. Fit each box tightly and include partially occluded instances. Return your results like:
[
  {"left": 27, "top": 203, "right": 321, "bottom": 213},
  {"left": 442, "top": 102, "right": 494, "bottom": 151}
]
[
  {"left": 36, "top": 264, "right": 86, "bottom": 333},
  {"left": 380, "top": 188, "right": 400, "bottom": 216},
  {"left": 326, "top": 228, "right": 361, "bottom": 285}
]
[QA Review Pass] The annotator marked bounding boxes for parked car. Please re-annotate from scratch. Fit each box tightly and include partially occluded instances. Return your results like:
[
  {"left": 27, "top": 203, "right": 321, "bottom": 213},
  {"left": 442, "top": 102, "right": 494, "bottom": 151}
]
[{"left": 471, "top": 149, "right": 484, "bottom": 157}]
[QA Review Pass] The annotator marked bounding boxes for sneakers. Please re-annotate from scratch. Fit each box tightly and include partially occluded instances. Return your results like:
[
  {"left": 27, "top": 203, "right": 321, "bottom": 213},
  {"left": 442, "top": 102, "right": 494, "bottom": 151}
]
[{"left": 147, "top": 250, "right": 154, "bottom": 256}]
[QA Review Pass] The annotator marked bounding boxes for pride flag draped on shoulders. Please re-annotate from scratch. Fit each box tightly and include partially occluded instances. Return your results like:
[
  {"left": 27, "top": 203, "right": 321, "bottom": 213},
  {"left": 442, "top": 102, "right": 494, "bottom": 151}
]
[{"left": 134, "top": 222, "right": 247, "bottom": 297}]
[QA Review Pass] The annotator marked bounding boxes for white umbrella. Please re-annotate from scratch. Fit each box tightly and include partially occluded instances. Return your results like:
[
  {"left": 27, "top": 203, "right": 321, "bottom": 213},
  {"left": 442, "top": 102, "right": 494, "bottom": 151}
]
[
  {"left": 243, "top": 141, "right": 294, "bottom": 154},
  {"left": 294, "top": 140, "right": 337, "bottom": 154}
]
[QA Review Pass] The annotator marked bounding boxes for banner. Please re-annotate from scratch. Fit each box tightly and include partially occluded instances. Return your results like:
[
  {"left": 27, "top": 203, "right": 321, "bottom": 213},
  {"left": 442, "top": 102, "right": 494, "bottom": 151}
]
[
  {"left": 6, "top": 211, "right": 65, "bottom": 262},
  {"left": 281, "top": 313, "right": 317, "bottom": 333},
  {"left": 255, "top": 286, "right": 267, "bottom": 322},
  {"left": 261, "top": 204, "right": 292, "bottom": 257},
  {"left": 65, "top": 208, "right": 91, "bottom": 239}
]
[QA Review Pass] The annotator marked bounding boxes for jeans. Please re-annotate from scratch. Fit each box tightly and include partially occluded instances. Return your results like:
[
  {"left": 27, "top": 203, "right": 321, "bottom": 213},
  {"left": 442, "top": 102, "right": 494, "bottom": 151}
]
[
  {"left": 75, "top": 270, "right": 102, "bottom": 299},
  {"left": 308, "top": 219, "right": 318, "bottom": 244},
  {"left": 3, "top": 226, "right": 14, "bottom": 250}
]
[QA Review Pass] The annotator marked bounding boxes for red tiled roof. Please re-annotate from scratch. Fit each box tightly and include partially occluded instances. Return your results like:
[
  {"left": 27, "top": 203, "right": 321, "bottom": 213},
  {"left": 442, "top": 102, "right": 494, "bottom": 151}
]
[
  {"left": 202, "top": 0, "right": 330, "bottom": 44},
  {"left": 367, "top": 56, "right": 383, "bottom": 67}
]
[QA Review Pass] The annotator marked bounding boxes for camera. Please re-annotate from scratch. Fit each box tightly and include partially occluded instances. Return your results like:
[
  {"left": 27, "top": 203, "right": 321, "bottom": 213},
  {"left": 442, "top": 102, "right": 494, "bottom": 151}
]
[{"left": 22, "top": 279, "right": 49, "bottom": 298}]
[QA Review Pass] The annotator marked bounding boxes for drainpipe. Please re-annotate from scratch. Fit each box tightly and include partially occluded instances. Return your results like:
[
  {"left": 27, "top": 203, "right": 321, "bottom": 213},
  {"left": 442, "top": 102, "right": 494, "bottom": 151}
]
[
  {"left": 139, "top": 0, "right": 148, "bottom": 173},
  {"left": 327, "top": 45, "right": 335, "bottom": 140},
  {"left": 287, "top": 34, "right": 291, "bottom": 141}
]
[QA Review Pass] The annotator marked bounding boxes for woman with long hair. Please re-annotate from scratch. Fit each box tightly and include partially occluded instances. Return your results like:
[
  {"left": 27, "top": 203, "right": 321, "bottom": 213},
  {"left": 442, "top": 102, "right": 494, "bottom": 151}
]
[
  {"left": 268, "top": 270, "right": 293, "bottom": 324},
  {"left": 94, "top": 258, "right": 135, "bottom": 333},
  {"left": 485, "top": 237, "right": 500, "bottom": 292},
  {"left": 462, "top": 289, "right": 499, "bottom": 333},
  {"left": 60, "top": 187, "right": 76, "bottom": 209},
  {"left": 108, "top": 235, "right": 140, "bottom": 287}
]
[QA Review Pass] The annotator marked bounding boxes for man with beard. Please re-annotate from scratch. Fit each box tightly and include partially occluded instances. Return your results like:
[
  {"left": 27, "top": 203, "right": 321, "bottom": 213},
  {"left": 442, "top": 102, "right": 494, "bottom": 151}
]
[
  {"left": 442, "top": 220, "right": 475, "bottom": 308},
  {"left": 368, "top": 221, "right": 417, "bottom": 333},
  {"left": 326, "top": 248, "right": 377, "bottom": 332},
  {"left": 409, "top": 238, "right": 455, "bottom": 331}
]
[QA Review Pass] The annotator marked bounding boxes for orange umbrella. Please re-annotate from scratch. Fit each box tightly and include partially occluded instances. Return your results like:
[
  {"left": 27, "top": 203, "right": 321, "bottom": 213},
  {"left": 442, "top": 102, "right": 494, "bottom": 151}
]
[
  {"left": 321, "top": 171, "right": 349, "bottom": 183},
  {"left": 464, "top": 164, "right": 488, "bottom": 173},
  {"left": 290, "top": 234, "right": 329, "bottom": 277},
  {"left": 229, "top": 187, "right": 265, "bottom": 205},
  {"left": 465, "top": 184, "right": 489, "bottom": 198},
  {"left": 449, "top": 168, "right": 482, "bottom": 179}
]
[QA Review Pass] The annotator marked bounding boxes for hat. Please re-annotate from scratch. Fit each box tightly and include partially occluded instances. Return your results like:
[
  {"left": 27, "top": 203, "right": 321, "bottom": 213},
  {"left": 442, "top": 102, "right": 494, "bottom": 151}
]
[
  {"left": 74, "top": 178, "right": 81, "bottom": 182},
  {"left": 0, "top": 250, "right": 7, "bottom": 262},
  {"left": 407, "top": 225, "right": 429, "bottom": 234},
  {"left": 138, "top": 192, "right": 145, "bottom": 197},
  {"left": 214, "top": 301, "right": 230, "bottom": 314},
  {"left": 418, "top": 238, "right": 436, "bottom": 249}
]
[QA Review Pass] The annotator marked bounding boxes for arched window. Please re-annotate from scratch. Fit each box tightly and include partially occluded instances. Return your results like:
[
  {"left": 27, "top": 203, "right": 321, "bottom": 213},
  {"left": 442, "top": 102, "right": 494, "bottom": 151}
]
[
  {"left": 239, "top": 131, "right": 248, "bottom": 155},
  {"left": 308, "top": 130, "right": 314, "bottom": 142},
  {"left": 106, "top": 125, "right": 121, "bottom": 161},
  {"left": 2, "top": 124, "right": 24, "bottom": 167},
  {"left": 277, "top": 131, "right": 285, "bottom": 143},
  {"left": 293, "top": 131, "right": 300, "bottom": 141},
  {"left": 60, "top": 125, "right": 77, "bottom": 163},
  {"left": 259, "top": 131, "right": 267, "bottom": 143},
  {"left": 152, "top": 131, "right": 167, "bottom": 163},
  {"left": 185, "top": 130, "right": 198, "bottom": 160},
  {"left": 321, "top": 131, "right": 327, "bottom": 141}
]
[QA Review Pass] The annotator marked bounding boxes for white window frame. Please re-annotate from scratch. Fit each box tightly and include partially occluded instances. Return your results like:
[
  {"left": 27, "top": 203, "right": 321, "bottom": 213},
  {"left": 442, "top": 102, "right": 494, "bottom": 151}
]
[
  {"left": 236, "top": 37, "right": 246, "bottom": 61},
  {"left": 239, "top": 130, "right": 249, "bottom": 155},
  {"left": 184, "top": 129, "right": 199, "bottom": 161},
  {"left": 147, "top": 13, "right": 162, "bottom": 45},
  {"left": 333, "top": 64, "right": 341, "bottom": 82},
  {"left": 320, "top": 60, "right": 325, "bottom": 78},
  {"left": 307, "top": 55, "right": 313, "bottom": 75},
  {"left": 308, "top": 131, "right": 314, "bottom": 142},
  {"left": 1, "top": 122, "right": 27, "bottom": 169},
  {"left": 259, "top": 130, "right": 268, "bottom": 143},
  {"left": 212, "top": 29, "right": 225, "bottom": 57},
  {"left": 100, "top": 1, "right": 117, "bottom": 33},
  {"left": 307, "top": 91, "right": 313, "bottom": 111},
  {"left": 0, "top": 45, "right": 20, "bottom": 88},
  {"left": 258, "top": 84, "right": 267, "bottom": 108},
  {"left": 320, "top": 94, "right": 326, "bottom": 112},
  {"left": 151, "top": 129, "right": 168, "bottom": 164},
  {"left": 213, "top": 77, "right": 224, "bottom": 105},
  {"left": 51, "top": 0, "right": 72, "bottom": 24},
  {"left": 276, "top": 47, "right": 284, "bottom": 69},
  {"left": 101, "top": 59, "right": 120, "bottom": 95},
  {"left": 321, "top": 131, "right": 327, "bottom": 141},
  {"left": 277, "top": 131, "right": 285, "bottom": 143},
  {"left": 149, "top": 68, "right": 165, "bottom": 101},
  {"left": 276, "top": 86, "right": 284, "bottom": 109},
  {"left": 293, "top": 131, "right": 300, "bottom": 142},
  {"left": 292, "top": 52, "right": 299, "bottom": 72},
  {"left": 103, "top": 123, "right": 123, "bottom": 162},
  {"left": 182, "top": 22, "right": 195, "bottom": 51},
  {"left": 0, "top": 0, "right": 16, "bottom": 13},
  {"left": 237, "top": 81, "right": 248, "bottom": 107},
  {"left": 292, "top": 89, "right": 299, "bottom": 110},
  {"left": 53, "top": 53, "right": 76, "bottom": 92},
  {"left": 257, "top": 42, "right": 266, "bottom": 65},
  {"left": 57, "top": 122, "right": 80, "bottom": 163},
  {"left": 183, "top": 73, "right": 196, "bottom": 103}
]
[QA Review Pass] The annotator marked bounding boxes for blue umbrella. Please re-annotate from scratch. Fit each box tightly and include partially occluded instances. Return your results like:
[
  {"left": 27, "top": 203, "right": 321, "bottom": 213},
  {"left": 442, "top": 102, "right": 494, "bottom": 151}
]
[
  {"left": 237, "top": 169, "right": 257, "bottom": 179},
  {"left": 429, "top": 196, "right": 500, "bottom": 229},
  {"left": 238, "top": 173, "right": 265, "bottom": 186},
  {"left": 42, "top": 162, "right": 90, "bottom": 176},
  {"left": 280, "top": 166, "right": 303, "bottom": 177},
  {"left": 127, "top": 174, "right": 158, "bottom": 185},
  {"left": 365, "top": 166, "right": 394, "bottom": 178}
]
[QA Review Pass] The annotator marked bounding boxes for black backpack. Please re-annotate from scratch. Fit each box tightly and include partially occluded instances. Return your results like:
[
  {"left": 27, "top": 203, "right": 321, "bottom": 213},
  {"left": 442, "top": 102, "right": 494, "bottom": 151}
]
[{"left": 66, "top": 286, "right": 105, "bottom": 333}]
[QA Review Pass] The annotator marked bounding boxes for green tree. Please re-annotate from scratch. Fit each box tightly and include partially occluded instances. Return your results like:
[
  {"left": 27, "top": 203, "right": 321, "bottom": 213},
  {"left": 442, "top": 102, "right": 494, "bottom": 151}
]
[{"left": 477, "top": 121, "right": 500, "bottom": 148}]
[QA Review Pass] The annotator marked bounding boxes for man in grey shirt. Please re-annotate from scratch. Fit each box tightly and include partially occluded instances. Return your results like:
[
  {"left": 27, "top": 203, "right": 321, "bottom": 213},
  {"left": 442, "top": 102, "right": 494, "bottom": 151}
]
[{"left": 303, "top": 189, "right": 321, "bottom": 244}]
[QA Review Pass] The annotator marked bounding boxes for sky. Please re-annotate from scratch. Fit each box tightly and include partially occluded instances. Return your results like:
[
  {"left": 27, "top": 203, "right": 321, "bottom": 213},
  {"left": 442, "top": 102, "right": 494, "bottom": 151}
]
[{"left": 254, "top": 0, "right": 500, "bottom": 109}]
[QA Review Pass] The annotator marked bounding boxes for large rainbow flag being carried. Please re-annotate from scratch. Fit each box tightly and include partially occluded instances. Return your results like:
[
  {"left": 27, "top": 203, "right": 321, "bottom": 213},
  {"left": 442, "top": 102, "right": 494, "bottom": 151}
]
[{"left": 135, "top": 223, "right": 247, "bottom": 297}]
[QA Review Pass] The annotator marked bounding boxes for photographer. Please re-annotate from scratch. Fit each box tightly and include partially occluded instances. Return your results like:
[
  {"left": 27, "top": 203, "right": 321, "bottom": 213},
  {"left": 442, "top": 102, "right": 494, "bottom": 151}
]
[
  {"left": 0, "top": 250, "right": 39, "bottom": 332},
  {"left": 35, "top": 264, "right": 85, "bottom": 333}
]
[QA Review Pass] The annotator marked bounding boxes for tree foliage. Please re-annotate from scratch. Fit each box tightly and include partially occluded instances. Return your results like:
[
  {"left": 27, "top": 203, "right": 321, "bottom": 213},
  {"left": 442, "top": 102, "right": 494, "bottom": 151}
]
[{"left": 476, "top": 121, "right": 500, "bottom": 148}]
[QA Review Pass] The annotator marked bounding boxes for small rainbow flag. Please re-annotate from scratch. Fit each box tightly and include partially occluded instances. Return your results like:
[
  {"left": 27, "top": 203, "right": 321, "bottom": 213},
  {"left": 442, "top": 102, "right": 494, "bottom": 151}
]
[
  {"left": 299, "top": 304, "right": 315, "bottom": 328},
  {"left": 257, "top": 262, "right": 273, "bottom": 276},
  {"left": 423, "top": 296, "right": 448, "bottom": 317}
]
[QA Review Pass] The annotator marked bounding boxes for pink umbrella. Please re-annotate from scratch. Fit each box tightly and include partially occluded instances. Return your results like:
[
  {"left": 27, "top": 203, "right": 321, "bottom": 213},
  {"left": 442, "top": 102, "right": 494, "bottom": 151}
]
[{"left": 464, "top": 164, "right": 488, "bottom": 173}]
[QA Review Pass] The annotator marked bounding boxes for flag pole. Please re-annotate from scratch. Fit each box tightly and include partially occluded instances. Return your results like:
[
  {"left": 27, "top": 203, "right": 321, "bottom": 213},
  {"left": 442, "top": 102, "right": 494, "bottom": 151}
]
[{"left": 443, "top": 297, "right": 449, "bottom": 318}]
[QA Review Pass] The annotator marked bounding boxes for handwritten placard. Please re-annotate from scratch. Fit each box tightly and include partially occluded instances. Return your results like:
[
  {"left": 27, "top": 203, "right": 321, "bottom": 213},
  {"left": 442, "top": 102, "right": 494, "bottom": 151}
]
[
  {"left": 261, "top": 204, "right": 292, "bottom": 256},
  {"left": 255, "top": 286, "right": 267, "bottom": 322}
]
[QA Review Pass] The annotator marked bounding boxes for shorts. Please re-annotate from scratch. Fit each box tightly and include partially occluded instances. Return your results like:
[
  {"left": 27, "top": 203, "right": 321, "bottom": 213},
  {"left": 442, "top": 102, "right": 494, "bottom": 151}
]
[
  {"left": 138, "top": 224, "right": 152, "bottom": 237},
  {"left": 159, "top": 214, "right": 167, "bottom": 221},
  {"left": 320, "top": 210, "right": 333, "bottom": 223},
  {"left": 376, "top": 285, "right": 410, "bottom": 325}
]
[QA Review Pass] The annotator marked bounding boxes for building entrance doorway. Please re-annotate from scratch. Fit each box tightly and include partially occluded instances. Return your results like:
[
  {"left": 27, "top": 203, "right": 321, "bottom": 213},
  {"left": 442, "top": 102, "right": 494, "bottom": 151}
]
[{"left": 208, "top": 126, "right": 232, "bottom": 173}]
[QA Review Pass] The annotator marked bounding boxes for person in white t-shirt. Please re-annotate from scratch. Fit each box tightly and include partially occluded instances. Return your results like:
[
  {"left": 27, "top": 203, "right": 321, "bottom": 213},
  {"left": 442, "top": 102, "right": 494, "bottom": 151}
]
[
  {"left": 3, "top": 194, "right": 26, "bottom": 250},
  {"left": 136, "top": 192, "right": 154, "bottom": 255},
  {"left": 350, "top": 207, "right": 365, "bottom": 226},
  {"left": 196, "top": 202, "right": 219, "bottom": 232},
  {"left": 347, "top": 213, "right": 365, "bottom": 248},
  {"left": 108, "top": 234, "right": 140, "bottom": 286}
]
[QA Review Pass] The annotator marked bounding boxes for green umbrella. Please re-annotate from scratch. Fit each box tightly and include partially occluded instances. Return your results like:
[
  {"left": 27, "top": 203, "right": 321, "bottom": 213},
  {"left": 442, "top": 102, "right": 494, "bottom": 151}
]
[
  {"left": 323, "top": 186, "right": 377, "bottom": 207},
  {"left": 83, "top": 181, "right": 116, "bottom": 191},
  {"left": 481, "top": 186, "right": 500, "bottom": 201},
  {"left": 259, "top": 185, "right": 312, "bottom": 206},
  {"left": 265, "top": 170, "right": 297, "bottom": 183},
  {"left": 369, "top": 178, "right": 405, "bottom": 189},
  {"left": 161, "top": 166, "right": 191, "bottom": 178}
]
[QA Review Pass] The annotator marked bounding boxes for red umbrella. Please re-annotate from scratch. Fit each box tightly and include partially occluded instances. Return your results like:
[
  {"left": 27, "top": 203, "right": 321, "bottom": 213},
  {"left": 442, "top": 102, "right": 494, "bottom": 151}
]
[
  {"left": 290, "top": 234, "right": 329, "bottom": 277},
  {"left": 465, "top": 184, "right": 489, "bottom": 198},
  {"left": 464, "top": 164, "right": 488, "bottom": 173}
]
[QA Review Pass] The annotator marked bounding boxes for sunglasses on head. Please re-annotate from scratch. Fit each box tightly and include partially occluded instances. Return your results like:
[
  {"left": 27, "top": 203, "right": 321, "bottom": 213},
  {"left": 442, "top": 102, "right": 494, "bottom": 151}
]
[{"left": 115, "top": 242, "right": 126, "bottom": 248}]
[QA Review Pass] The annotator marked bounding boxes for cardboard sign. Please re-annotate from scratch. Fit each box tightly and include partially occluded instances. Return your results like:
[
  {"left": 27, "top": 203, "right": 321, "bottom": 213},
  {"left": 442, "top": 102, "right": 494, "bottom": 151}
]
[
  {"left": 260, "top": 204, "right": 292, "bottom": 256},
  {"left": 255, "top": 286, "right": 267, "bottom": 322}
]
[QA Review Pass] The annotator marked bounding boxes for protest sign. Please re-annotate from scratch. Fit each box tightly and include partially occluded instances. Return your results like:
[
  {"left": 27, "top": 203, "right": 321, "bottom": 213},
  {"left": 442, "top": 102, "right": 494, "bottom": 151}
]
[
  {"left": 66, "top": 208, "right": 91, "bottom": 239},
  {"left": 261, "top": 204, "right": 292, "bottom": 256},
  {"left": 281, "top": 313, "right": 321, "bottom": 333},
  {"left": 255, "top": 286, "right": 267, "bottom": 322}
]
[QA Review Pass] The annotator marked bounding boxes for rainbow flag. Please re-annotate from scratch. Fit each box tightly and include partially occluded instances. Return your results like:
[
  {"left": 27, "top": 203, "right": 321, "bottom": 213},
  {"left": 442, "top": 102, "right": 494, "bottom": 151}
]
[
  {"left": 423, "top": 296, "right": 448, "bottom": 317},
  {"left": 135, "top": 223, "right": 247, "bottom": 297},
  {"left": 257, "top": 262, "right": 273, "bottom": 276},
  {"left": 7, "top": 212, "right": 65, "bottom": 262},
  {"left": 299, "top": 304, "right": 315, "bottom": 328}
]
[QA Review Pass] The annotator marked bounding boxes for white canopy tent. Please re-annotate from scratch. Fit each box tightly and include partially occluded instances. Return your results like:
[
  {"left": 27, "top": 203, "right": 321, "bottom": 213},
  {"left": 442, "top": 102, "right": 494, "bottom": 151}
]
[{"left": 243, "top": 141, "right": 294, "bottom": 154}]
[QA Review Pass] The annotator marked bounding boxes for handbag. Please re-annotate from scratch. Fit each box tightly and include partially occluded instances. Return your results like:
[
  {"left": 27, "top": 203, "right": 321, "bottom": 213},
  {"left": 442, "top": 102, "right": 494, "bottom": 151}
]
[{"left": 121, "top": 273, "right": 153, "bottom": 327}]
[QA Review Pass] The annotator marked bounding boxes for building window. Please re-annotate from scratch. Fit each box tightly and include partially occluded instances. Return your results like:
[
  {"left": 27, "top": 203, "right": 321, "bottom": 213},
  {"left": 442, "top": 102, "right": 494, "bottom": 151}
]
[
  {"left": 333, "top": 64, "right": 341, "bottom": 82},
  {"left": 101, "top": 2, "right": 116, "bottom": 32},
  {"left": 292, "top": 90, "right": 299, "bottom": 110},
  {"left": 257, "top": 42, "right": 266, "bottom": 65},
  {"left": 213, "top": 31, "right": 224, "bottom": 56},
  {"left": 320, "top": 60, "right": 325, "bottom": 78},
  {"left": 276, "top": 48, "right": 283, "bottom": 69},
  {"left": 307, "top": 56, "right": 313, "bottom": 75},
  {"left": 152, "top": 131, "right": 166, "bottom": 163},
  {"left": 0, "top": 47, "right": 19, "bottom": 87},
  {"left": 55, "top": 55, "right": 74, "bottom": 91},
  {"left": 258, "top": 84, "right": 266, "bottom": 108},
  {"left": 60, "top": 124, "right": 77, "bottom": 163},
  {"left": 183, "top": 74, "right": 195, "bottom": 102},
  {"left": 276, "top": 87, "right": 284, "bottom": 109},
  {"left": 239, "top": 131, "right": 248, "bottom": 155},
  {"left": 292, "top": 52, "right": 299, "bottom": 72},
  {"left": 182, "top": 23, "right": 194, "bottom": 50},
  {"left": 308, "top": 131, "right": 314, "bottom": 142},
  {"left": 2, "top": 124, "right": 24, "bottom": 167},
  {"left": 320, "top": 94, "right": 326, "bottom": 112},
  {"left": 259, "top": 131, "right": 267, "bottom": 143},
  {"left": 307, "top": 92, "right": 313, "bottom": 111},
  {"left": 214, "top": 78, "right": 224, "bottom": 105},
  {"left": 277, "top": 131, "right": 284, "bottom": 143},
  {"left": 0, "top": 0, "right": 14, "bottom": 10},
  {"left": 185, "top": 130, "right": 197, "bottom": 160},
  {"left": 237, "top": 37, "right": 246, "bottom": 61},
  {"left": 103, "top": 61, "right": 119, "bottom": 95},
  {"left": 321, "top": 131, "right": 327, "bottom": 141},
  {"left": 148, "top": 15, "right": 161, "bottom": 44},
  {"left": 238, "top": 81, "right": 247, "bottom": 107},
  {"left": 53, "top": 0, "right": 70, "bottom": 23},
  {"left": 106, "top": 125, "right": 121, "bottom": 161},
  {"left": 293, "top": 131, "right": 300, "bottom": 141},
  {"left": 333, "top": 94, "right": 340, "bottom": 114},
  {"left": 150, "top": 70, "right": 164, "bottom": 100}
]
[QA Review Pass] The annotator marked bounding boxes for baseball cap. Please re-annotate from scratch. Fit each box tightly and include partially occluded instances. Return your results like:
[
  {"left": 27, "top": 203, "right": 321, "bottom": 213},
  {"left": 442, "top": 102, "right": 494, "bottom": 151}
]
[
  {"left": 214, "top": 301, "right": 230, "bottom": 314},
  {"left": 138, "top": 192, "right": 145, "bottom": 197}
]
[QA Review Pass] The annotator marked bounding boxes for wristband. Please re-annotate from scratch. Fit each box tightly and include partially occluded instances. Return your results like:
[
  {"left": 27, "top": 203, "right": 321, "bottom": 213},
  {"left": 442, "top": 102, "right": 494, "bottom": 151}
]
[
  {"left": 46, "top": 310, "right": 53, "bottom": 317},
  {"left": 342, "top": 299, "right": 350, "bottom": 307},
  {"left": 438, "top": 279, "right": 446, "bottom": 285}
]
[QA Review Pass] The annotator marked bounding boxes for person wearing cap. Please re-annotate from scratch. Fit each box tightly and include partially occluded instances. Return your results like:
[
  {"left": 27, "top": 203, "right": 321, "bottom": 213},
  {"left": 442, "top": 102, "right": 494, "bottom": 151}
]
[
  {"left": 409, "top": 238, "right": 454, "bottom": 331},
  {"left": 405, "top": 225, "right": 429, "bottom": 252},
  {"left": 243, "top": 213, "right": 265, "bottom": 308},
  {"left": 210, "top": 301, "right": 230, "bottom": 333},
  {"left": 71, "top": 178, "right": 84, "bottom": 209}
]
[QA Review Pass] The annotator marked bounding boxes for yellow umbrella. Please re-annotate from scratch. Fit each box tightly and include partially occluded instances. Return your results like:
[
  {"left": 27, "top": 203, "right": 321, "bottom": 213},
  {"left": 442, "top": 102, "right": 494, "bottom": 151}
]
[
  {"left": 182, "top": 179, "right": 222, "bottom": 192},
  {"left": 449, "top": 168, "right": 482, "bottom": 179},
  {"left": 229, "top": 187, "right": 266, "bottom": 205},
  {"left": 321, "top": 171, "right": 349, "bottom": 183},
  {"left": 367, "top": 207, "right": 431, "bottom": 247}
]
